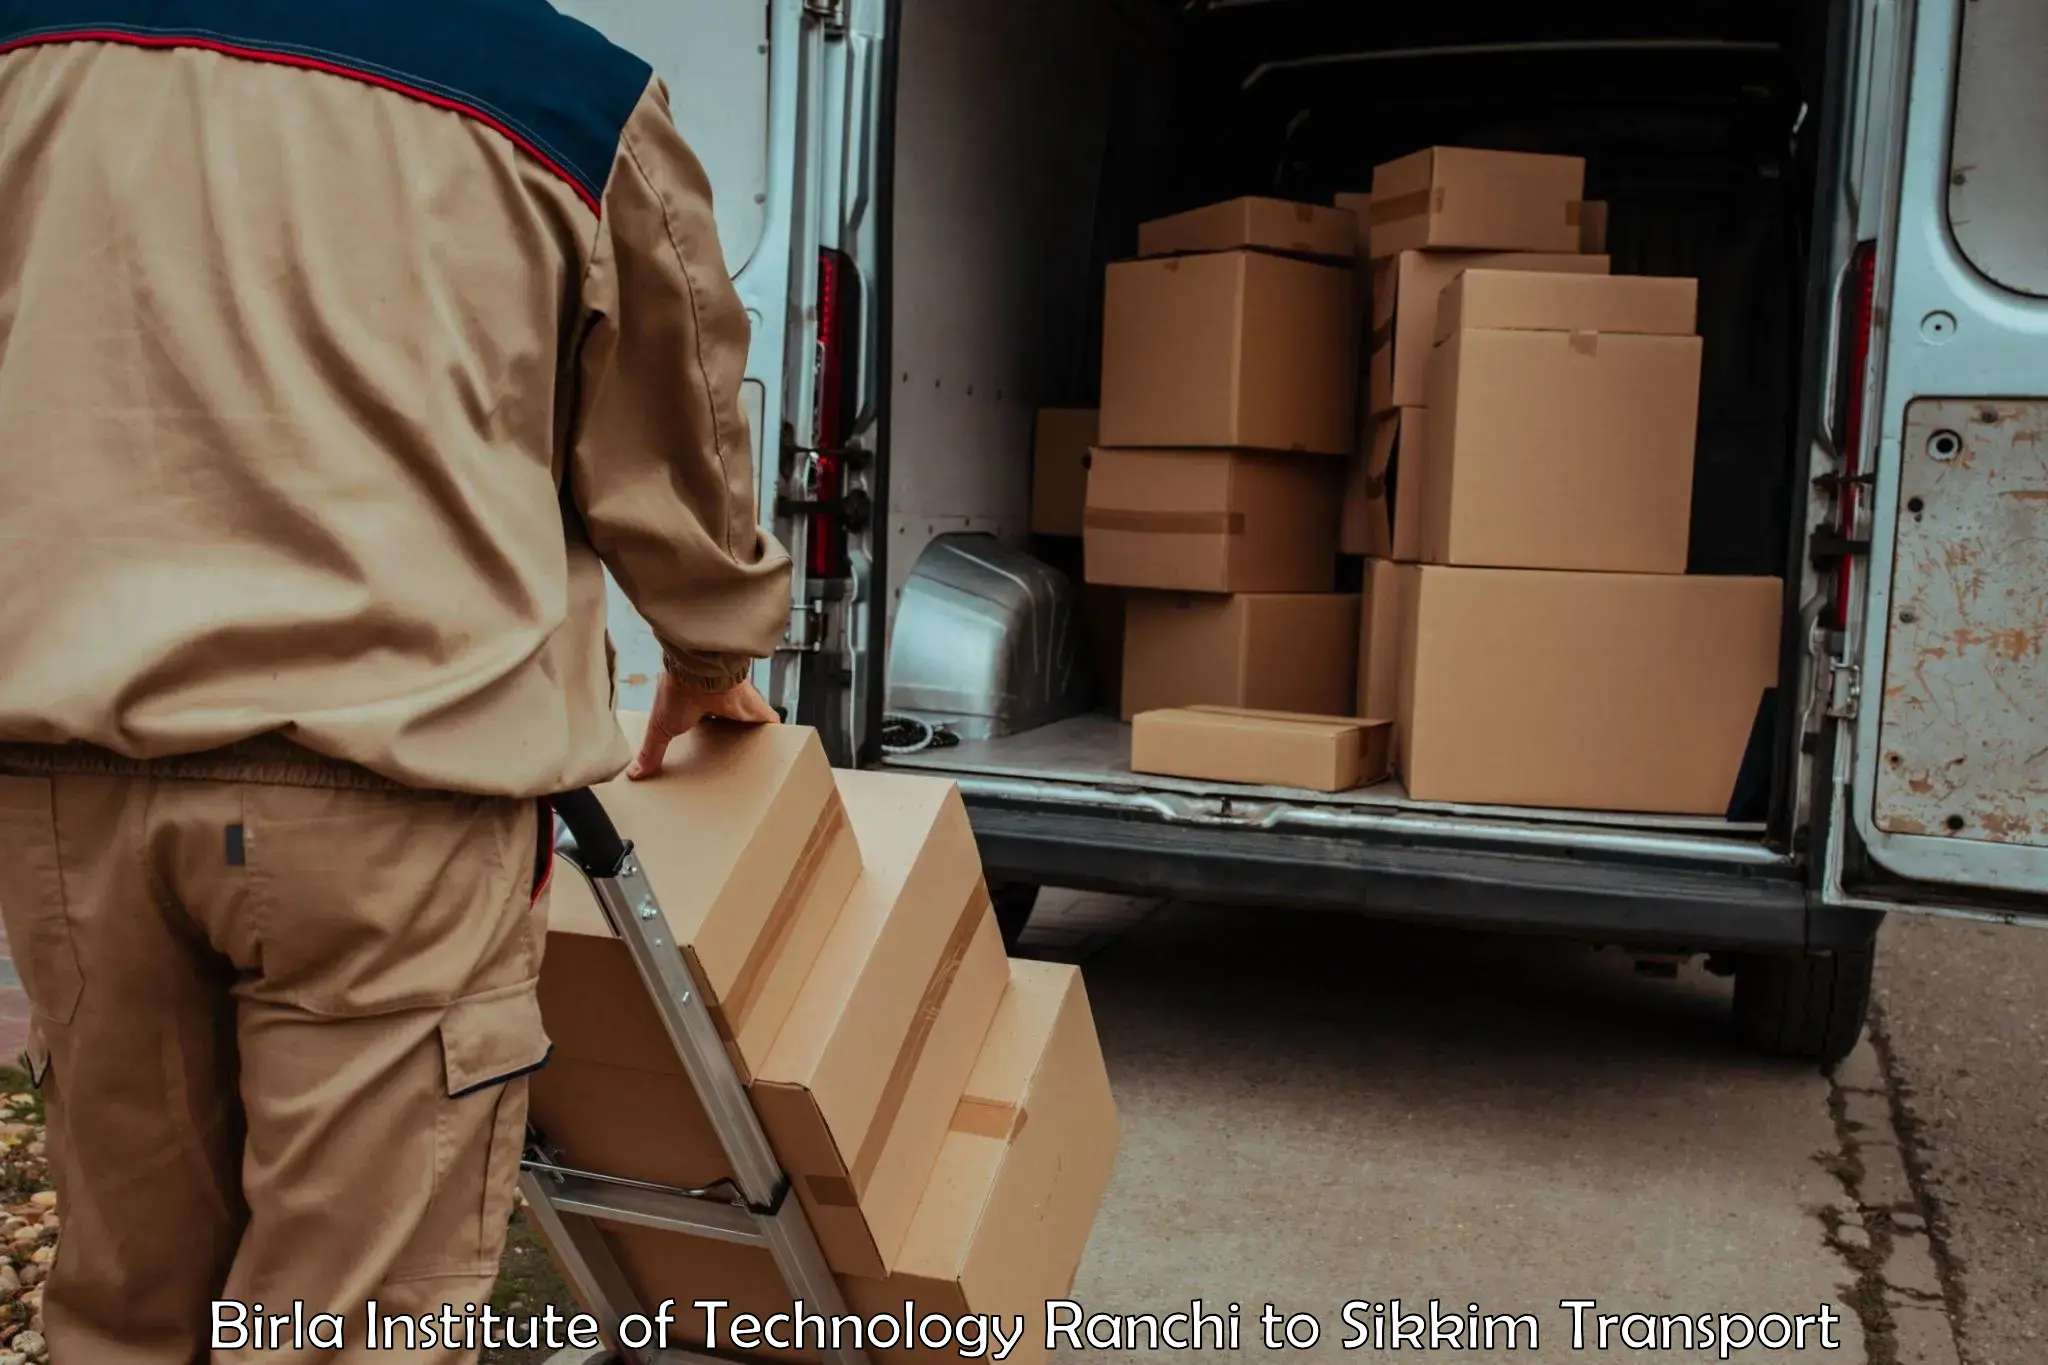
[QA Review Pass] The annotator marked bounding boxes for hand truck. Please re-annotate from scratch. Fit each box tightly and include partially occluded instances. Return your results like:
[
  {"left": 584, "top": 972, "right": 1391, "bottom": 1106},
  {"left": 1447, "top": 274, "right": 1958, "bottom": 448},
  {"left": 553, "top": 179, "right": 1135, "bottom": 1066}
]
[{"left": 523, "top": 789, "right": 872, "bottom": 1365}]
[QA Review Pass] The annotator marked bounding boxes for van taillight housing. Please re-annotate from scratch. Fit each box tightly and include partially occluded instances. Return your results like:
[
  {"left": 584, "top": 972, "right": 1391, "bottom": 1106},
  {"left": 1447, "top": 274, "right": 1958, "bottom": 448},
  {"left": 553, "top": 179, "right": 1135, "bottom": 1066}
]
[
  {"left": 806, "top": 247, "right": 861, "bottom": 578},
  {"left": 1827, "top": 240, "right": 1878, "bottom": 631}
]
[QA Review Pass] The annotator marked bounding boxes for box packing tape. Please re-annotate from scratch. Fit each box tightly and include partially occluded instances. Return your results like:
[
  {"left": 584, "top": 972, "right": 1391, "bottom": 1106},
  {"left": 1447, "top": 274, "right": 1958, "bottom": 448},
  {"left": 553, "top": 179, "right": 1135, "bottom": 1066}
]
[
  {"left": 710, "top": 800, "right": 850, "bottom": 1044},
  {"left": 802, "top": 880, "right": 995, "bottom": 1211}
]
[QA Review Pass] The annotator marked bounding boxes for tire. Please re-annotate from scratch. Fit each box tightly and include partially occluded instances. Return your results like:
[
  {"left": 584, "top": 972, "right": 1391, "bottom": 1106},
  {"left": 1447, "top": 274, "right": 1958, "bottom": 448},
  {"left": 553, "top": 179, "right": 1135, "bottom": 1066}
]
[
  {"left": 1731, "top": 942, "right": 1875, "bottom": 1066},
  {"left": 991, "top": 882, "right": 1040, "bottom": 953}
]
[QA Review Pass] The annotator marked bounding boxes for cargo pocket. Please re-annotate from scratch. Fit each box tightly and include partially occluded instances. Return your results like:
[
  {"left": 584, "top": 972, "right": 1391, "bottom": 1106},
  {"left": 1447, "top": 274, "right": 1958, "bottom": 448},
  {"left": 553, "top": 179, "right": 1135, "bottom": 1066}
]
[
  {"left": 19, "top": 1024, "right": 49, "bottom": 1090},
  {"left": 388, "top": 983, "right": 553, "bottom": 1283},
  {"left": 0, "top": 777, "right": 82, "bottom": 1026}
]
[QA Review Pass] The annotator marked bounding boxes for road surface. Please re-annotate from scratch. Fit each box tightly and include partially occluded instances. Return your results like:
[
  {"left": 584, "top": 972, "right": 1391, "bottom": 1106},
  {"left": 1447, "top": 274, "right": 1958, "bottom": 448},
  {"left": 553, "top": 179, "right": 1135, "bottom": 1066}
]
[{"left": 1012, "top": 892, "right": 2044, "bottom": 1364}]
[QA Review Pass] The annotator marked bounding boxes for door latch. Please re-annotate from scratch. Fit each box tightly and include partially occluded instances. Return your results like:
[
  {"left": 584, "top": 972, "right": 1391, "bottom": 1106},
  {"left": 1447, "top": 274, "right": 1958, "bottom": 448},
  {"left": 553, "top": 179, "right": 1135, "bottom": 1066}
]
[
  {"left": 1826, "top": 660, "right": 1862, "bottom": 720},
  {"left": 801, "top": 0, "right": 846, "bottom": 33}
]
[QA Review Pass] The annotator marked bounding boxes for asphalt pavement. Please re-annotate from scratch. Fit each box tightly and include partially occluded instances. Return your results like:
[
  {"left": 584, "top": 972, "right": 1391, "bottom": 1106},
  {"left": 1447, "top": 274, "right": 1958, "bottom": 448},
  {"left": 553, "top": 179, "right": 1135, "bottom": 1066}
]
[
  {"left": 1872, "top": 915, "right": 2047, "bottom": 1365},
  {"left": 1018, "top": 892, "right": 2046, "bottom": 1364}
]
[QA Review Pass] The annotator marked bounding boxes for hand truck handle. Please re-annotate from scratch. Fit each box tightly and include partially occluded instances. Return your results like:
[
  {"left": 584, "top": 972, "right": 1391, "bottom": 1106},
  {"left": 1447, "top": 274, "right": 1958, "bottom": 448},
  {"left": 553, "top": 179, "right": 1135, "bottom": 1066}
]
[{"left": 549, "top": 789, "right": 632, "bottom": 879}]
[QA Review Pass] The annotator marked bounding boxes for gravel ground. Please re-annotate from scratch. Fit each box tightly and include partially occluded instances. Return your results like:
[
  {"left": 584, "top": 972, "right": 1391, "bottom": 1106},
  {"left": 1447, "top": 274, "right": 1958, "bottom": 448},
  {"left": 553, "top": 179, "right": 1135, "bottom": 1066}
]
[
  {"left": 486, "top": 1209, "right": 583, "bottom": 1365},
  {"left": 0, "top": 1071, "right": 53, "bottom": 1365}
]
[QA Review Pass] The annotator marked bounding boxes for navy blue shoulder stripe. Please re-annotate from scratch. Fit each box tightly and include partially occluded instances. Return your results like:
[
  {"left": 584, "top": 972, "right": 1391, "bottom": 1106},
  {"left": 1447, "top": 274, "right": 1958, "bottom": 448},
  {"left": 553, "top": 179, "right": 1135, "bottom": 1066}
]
[{"left": 0, "top": 0, "right": 654, "bottom": 214}]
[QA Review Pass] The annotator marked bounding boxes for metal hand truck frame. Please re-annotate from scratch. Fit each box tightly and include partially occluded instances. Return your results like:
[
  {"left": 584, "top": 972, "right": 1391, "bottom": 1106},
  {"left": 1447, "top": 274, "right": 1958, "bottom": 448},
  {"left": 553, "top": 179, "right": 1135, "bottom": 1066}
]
[{"left": 525, "top": 789, "right": 872, "bottom": 1365}]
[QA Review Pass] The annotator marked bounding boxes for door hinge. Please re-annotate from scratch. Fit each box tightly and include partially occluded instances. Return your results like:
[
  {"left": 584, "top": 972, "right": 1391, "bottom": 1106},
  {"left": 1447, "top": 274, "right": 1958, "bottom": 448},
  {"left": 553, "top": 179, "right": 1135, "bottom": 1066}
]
[
  {"left": 1826, "top": 660, "right": 1862, "bottom": 720},
  {"left": 1810, "top": 469, "right": 1876, "bottom": 495},
  {"left": 780, "top": 602, "right": 826, "bottom": 654},
  {"left": 775, "top": 488, "right": 872, "bottom": 534},
  {"left": 1809, "top": 526, "right": 1872, "bottom": 569}
]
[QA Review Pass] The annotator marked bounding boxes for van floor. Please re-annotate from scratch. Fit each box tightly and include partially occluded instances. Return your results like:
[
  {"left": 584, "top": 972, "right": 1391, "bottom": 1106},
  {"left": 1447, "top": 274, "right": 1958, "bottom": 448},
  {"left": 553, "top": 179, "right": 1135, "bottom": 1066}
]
[{"left": 877, "top": 712, "right": 1764, "bottom": 838}]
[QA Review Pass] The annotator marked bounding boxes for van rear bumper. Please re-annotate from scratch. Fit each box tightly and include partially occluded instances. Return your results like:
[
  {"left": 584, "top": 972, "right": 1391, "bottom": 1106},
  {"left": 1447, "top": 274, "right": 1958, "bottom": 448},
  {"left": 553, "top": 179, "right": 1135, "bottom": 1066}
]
[{"left": 964, "top": 800, "right": 1880, "bottom": 954}]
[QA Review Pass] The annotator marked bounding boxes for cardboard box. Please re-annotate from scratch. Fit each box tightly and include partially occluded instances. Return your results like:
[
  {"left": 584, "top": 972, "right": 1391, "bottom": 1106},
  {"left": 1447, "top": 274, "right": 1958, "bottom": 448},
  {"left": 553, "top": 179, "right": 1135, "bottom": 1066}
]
[
  {"left": 1432, "top": 269, "right": 1696, "bottom": 341},
  {"left": 1368, "top": 146, "right": 1586, "bottom": 258},
  {"left": 1100, "top": 251, "right": 1358, "bottom": 454},
  {"left": 1368, "top": 250, "right": 1609, "bottom": 414},
  {"left": 535, "top": 766, "right": 1009, "bottom": 1280},
  {"left": 1580, "top": 200, "right": 1609, "bottom": 254},
  {"left": 1086, "top": 448, "right": 1339, "bottom": 594},
  {"left": 1131, "top": 706, "right": 1391, "bottom": 793},
  {"left": 1396, "top": 567, "right": 1782, "bottom": 814},
  {"left": 1122, "top": 592, "right": 1359, "bottom": 721},
  {"left": 1356, "top": 559, "right": 1414, "bottom": 743},
  {"left": 1138, "top": 195, "right": 1358, "bottom": 262},
  {"left": 587, "top": 959, "right": 1121, "bottom": 1365},
  {"left": 1341, "top": 408, "right": 1427, "bottom": 560},
  {"left": 1029, "top": 408, "right": 1098, "bottom": 537},
  {"left": 536, "top": 715, "right": 860, "bottom": 1087},
  {"left": 1423, "top": 271, "right": 1703, "bottom": 574},
  {"left": 755, "top": 770, "right": 1009, "bottom": 1276}
]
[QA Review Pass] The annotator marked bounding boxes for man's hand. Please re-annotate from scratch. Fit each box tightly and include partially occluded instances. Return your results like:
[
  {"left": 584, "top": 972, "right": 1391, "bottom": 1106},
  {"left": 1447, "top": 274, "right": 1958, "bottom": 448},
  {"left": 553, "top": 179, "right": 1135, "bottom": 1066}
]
[{"left": 627, "top": 673, "right": 779, "bottom": 780}]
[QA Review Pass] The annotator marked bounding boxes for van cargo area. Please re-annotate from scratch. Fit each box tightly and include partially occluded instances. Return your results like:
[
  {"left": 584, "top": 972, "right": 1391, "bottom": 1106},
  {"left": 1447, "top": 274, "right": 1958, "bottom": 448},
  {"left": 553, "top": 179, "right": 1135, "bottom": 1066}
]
[{"left": 860, "top": 0, "right": 1856, "bottom": 957}]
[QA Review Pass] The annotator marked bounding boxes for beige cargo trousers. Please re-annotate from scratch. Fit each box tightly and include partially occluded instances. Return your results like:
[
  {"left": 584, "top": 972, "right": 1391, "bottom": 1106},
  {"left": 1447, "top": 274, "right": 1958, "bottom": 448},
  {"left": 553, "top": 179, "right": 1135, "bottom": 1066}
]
[{"left": 0, "top": 737, "right": 556, "bottom": 1364}]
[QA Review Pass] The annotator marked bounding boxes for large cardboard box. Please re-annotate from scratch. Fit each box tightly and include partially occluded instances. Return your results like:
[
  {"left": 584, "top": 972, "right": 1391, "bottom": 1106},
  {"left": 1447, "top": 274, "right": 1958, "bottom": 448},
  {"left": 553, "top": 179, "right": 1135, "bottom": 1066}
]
[
  {"left": 535, "top": 766, "right": 1009, "bottom": 1280},
  {"left": 1396, "top": 567, "right": 1781, "bottom": 814},
  {"left": 1433, "top": 268, "right": 1695, "bottom": 340},
  {"left": 1368, "top": 146, "right": 1586, "bottom": 258},
  {"left": 1356, "top": 559, "right": 1414, "bottom": 738},
  {"left": 1029, "top": 408, "right": 1098, "bottom": 537},
  {"left": 1138, "top": 195, "right": 1357, "bottom": 261},
  {"left": 1122, "top": 592, "right": 1359, "bottom": 721},
  {"left": 1132, "top": 706, "right": 1391, "bottom": 793},
  {"left": 1423, "top": 270, "right": 1703, "bottom": 574},
  {"left": 589, "top": 959, "right": 1121, "bottom": 1365},
  {"left": 1086, "top": 448, "right": 1339, "bottom": 594},
  {"left": 1100, "top": 251, "right": 1358, "bottom": 454},
  {"left": 536, "top": 716, "right": 860, "bottom": 1086},
  {"left": 753, "top": 770, "right": 1009, "bottom": 1276},
  {"left": 1341, "top": 409, "right": 1427, "bottom": 560},
  {"left": 1368, "top": 249, "right": 1609, "bottom": 414}
]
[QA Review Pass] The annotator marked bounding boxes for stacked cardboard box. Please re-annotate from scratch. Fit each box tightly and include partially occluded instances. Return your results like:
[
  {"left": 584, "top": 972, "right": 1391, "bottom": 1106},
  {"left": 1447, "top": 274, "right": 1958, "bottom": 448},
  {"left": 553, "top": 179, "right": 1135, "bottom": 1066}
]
[
  {"left": 1337, "top": 149, "right": 1782, "bottom": 815},
  {"left": 1333, "top": 147, "right": 1608, "bottom": 566},
  {"left": 1089, "top": 196, "right": 1364, "bottom": 721},
  {"left": 532, "top": 715, "right": 1121, "bottom": 1355}
]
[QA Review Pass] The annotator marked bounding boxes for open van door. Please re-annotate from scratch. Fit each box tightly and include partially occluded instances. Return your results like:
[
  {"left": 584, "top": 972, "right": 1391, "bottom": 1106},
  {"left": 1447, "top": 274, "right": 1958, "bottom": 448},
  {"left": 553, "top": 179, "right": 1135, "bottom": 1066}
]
[
  {"left": 551, "top": 0, "right": 881, "bottom": 753},
  {"left": 1821, "top": 0, "right": 2048, "bottom": 925}
]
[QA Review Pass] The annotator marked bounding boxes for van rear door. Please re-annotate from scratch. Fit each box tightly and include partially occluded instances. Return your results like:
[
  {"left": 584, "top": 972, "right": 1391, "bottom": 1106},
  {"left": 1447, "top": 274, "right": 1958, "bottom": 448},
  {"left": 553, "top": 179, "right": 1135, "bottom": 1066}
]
[
  {"left": 1826, "top": 0, "right": 2048, "bottom": 923},
  {"left": 551, "top": 0, "right": 852, "bottom": 722}
]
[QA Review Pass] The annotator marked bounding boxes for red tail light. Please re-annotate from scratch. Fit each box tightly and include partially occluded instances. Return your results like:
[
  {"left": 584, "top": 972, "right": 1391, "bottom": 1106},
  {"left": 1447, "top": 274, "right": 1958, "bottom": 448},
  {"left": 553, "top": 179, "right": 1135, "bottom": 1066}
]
[
  {"left": 807, "top": 247, "right": 861, "bottom": 578},
  {"left": 1830, "top": 241, "right": 1878, "bottom": 630}
]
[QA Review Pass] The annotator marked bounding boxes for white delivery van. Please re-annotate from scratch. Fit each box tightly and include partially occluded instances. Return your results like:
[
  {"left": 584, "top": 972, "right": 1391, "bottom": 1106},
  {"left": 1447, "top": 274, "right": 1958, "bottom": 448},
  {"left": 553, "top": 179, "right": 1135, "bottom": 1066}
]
[{"left": 556, "top": 0, "right": 2048, "bottom": 1064}]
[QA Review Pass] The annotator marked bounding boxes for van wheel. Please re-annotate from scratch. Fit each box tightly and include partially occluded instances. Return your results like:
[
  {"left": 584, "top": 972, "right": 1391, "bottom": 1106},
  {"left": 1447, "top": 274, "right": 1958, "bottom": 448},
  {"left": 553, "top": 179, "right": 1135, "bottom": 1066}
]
[
  {"left": 1731, "top": 943, "right": 1875, "bottom": 1066},
  {"left": 991, "top": 882, "right": 1040, "bottom": 953}
]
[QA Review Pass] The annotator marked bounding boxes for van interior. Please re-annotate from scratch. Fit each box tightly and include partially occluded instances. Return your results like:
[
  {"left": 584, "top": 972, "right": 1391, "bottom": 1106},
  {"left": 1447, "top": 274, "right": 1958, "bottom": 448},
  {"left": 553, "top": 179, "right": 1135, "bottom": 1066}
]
[{"left": 871, "top": 0, "right": 1840, "bottom": 853}]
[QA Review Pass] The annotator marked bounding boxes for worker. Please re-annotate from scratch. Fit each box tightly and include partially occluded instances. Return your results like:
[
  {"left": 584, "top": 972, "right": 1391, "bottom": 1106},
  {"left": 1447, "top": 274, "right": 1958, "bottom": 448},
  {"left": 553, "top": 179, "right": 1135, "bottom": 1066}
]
[{"left": 0, "top": 2, "right": 791, "bottom": 1360}]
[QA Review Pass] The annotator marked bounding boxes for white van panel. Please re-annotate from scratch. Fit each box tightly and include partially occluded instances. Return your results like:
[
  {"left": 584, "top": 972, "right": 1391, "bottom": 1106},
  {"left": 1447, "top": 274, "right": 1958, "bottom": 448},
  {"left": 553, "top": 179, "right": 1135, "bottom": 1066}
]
[
  {"left": 882, "top": 0, "right": 1116, "bottom": 619},
  {"left": 550, "top": 0, "right": 772, "bottom": 274},
  {"left": 1873, "top": 400, "right": 2048, "bottom": 849},
  {"left": 553, "top": 3, "right": 815, "bottom": 717},
  {"left": 1848, "top": 0, "right": 2048, "bottom": 898},
  {"left": 1945, "top": 0, "right": 2048, "bottom": 298}
]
